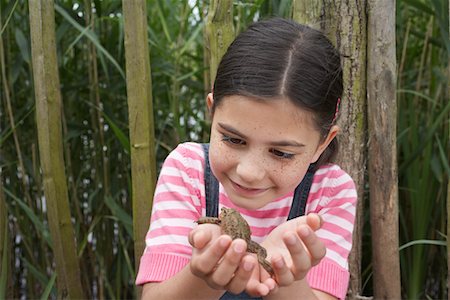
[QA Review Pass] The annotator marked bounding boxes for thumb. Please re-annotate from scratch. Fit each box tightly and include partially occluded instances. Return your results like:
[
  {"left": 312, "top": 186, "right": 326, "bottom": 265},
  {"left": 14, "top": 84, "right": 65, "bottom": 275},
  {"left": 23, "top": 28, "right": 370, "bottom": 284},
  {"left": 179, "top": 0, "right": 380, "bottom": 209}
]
[{"left": 306, "top": 213, "right": 322, "bottom": 231}]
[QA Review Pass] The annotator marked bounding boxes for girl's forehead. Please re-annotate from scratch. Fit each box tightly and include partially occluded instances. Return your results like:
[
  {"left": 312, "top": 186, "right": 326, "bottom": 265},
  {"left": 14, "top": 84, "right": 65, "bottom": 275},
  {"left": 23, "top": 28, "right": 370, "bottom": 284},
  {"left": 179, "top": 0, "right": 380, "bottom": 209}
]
[
  {"left": 215, "top": 95, "right": 315, "bottom": 122},
  {"left": 213, "top": 95, "right": 320, "bottom": 140}
]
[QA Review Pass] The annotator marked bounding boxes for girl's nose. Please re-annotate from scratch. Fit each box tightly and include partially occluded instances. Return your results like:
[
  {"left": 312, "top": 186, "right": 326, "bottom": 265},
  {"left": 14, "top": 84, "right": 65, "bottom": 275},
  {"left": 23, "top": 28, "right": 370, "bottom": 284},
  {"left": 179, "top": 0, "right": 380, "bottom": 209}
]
[{"left": 235, "top": 154, "right": 266, "bottom": 184}]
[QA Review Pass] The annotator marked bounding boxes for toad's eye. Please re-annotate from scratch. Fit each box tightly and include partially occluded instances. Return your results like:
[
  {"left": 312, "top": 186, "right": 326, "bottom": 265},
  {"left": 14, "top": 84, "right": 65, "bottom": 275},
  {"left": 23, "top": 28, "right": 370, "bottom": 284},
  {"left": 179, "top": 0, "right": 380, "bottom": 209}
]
[
  {"left": 222, "top": 135, "right": 245, "bottom": 145},
  {"left": 269, "top": 148, "right": 295, "bottom": 159}
]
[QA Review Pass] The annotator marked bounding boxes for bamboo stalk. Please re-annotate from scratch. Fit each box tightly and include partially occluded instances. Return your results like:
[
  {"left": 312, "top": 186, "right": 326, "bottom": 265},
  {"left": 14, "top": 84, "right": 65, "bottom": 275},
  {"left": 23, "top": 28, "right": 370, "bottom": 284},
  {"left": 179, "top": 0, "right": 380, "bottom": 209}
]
[
  {"left": 205, "top": 0, "right": 234, "bottom": 88},
  {"left": 367, "top": 0, "right": 401, "bottom": 298},
  {"left": 122, "top": 0, "right": 157, "bottom": 293},
  {"left": 28, "top": 1, "right": 84, "bottom": 298}
]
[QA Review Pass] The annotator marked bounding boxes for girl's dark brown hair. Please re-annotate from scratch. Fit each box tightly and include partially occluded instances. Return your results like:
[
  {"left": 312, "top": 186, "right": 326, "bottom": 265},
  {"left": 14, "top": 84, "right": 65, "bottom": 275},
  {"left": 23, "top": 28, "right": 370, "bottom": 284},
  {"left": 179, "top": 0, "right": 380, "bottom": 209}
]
[{"left": 212, "top": 18, "right": 343, "bottom": 167}]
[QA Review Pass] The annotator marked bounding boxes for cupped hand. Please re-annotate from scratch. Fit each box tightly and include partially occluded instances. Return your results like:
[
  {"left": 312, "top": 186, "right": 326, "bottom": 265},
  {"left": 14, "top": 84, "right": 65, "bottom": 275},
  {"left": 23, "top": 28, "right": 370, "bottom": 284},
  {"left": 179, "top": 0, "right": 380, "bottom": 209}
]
[
  {"left": 260, "top": 213, "right": 326, "bottom": 287},
  {"left": 188, "top": 224, "right": 274, "bottom": 295}
]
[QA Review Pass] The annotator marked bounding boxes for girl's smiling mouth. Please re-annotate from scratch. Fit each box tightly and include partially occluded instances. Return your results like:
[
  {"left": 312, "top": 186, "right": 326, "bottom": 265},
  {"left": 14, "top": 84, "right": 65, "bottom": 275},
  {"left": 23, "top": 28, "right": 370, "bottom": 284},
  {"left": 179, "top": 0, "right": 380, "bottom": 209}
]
[{"left": 229, "top": 178, "right": 269, "bottom": 197}]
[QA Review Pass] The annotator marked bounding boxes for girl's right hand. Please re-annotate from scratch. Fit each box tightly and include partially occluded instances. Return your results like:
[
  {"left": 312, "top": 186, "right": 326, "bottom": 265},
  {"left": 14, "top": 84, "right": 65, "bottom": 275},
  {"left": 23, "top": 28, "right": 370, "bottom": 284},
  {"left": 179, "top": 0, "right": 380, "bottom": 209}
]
[{"left": 188, "top": 224, "right": 274, "bottom": 295}]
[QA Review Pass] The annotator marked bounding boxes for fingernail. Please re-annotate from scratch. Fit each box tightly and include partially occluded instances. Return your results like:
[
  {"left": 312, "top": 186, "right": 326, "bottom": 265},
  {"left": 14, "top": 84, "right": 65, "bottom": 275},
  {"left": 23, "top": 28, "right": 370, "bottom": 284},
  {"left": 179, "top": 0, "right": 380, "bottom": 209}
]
[
  {"left": 234, "top": 242, "right": 245, "bottom": 253},
  {"left": 220, "top": 236, "right": 230, "bottom": 247},
  {"left": 243, "top": 260, "right": 253, "bottom": 271}
]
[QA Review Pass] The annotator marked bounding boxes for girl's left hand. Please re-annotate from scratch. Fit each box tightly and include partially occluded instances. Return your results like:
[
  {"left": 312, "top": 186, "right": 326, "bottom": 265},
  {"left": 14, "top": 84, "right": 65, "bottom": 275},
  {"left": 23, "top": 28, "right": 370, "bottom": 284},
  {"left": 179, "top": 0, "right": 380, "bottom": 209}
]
[{"left": 245, "top": 214, "right": 325, "bottom": 295}]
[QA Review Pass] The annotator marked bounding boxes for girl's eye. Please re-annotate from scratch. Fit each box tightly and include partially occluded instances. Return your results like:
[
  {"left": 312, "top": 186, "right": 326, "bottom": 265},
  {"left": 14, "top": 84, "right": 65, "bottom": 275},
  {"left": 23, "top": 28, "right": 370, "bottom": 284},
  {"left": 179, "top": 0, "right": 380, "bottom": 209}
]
[
  {"left": 270, "top": 148, "right": 295, "bottom": 159},
  {"left": 222, "top": 135, "right": 245, "bottom": 145}
]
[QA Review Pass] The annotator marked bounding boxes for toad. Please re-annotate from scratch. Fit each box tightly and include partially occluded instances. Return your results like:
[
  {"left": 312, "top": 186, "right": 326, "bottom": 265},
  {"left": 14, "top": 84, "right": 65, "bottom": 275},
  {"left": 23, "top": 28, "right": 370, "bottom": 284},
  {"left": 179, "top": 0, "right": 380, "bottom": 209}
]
[{"left": 196, "top": 207, "right": 274, "bottom": 276}]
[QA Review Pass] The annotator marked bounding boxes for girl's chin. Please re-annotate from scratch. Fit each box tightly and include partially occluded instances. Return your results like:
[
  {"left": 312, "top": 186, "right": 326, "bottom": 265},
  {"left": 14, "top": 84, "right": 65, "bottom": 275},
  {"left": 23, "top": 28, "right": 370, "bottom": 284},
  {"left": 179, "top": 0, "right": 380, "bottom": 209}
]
[{"left": 226, "top": 192, "right": 272, "bottom": 210}]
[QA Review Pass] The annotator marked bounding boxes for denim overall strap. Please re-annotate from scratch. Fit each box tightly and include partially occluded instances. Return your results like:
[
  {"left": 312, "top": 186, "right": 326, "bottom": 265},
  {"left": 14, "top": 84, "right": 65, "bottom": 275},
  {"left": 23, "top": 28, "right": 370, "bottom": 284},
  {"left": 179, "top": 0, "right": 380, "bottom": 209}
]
[
  {"left": 202, "top": 143, "right": 219, "bottom": 218},
  {"left": 287, "top": 164, "right": 316, "bottom": 220}
]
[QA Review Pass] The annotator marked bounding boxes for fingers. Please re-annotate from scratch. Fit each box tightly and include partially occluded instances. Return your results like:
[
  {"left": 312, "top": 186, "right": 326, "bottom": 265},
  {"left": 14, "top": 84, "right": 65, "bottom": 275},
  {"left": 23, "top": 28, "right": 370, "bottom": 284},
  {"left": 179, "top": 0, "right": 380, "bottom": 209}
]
[
  {"left": 191, "top": 235, "right": 257, "bottom": 294},
  {"left": 190, "top": 235, "right": 232, "bottom": 278},
  {"left": 297, "top": 225, "right": 326, "bottom": 266},
  {"left": 209, "top": 239, "right": 248, "bottom": 288},
  {"left": 225, "top": 255, "right": 256, "bottom": 294},
  {"left": 272, "top": 223, "right": 326, "bottom": 285}
]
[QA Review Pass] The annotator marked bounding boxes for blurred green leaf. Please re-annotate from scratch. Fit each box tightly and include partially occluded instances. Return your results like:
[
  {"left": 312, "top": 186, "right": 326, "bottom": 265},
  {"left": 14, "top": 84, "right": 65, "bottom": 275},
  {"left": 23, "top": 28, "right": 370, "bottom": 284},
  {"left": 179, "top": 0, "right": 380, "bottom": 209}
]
[
  {"left": 14, "top": 28, "right": 30, "bottom": 64},
  {"left": 3, "top": 188, "right": 52, "bottom": 247},
  {"left": 40, "top": 273, "right": 56, "bottom": 300},
  {"left": 54, "top": 4, "right": 125, "bottom": 79},
  {"left": 104, "top": 196, "right": 133, "bottom": 237}
]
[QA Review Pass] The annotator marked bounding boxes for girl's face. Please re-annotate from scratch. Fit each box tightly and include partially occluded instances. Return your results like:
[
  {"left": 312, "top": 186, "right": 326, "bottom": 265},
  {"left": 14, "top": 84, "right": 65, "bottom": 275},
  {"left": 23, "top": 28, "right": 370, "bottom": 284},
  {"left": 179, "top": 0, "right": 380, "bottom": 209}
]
[{"left": 208, "top": 93, "right": 338, "bottom": 210}]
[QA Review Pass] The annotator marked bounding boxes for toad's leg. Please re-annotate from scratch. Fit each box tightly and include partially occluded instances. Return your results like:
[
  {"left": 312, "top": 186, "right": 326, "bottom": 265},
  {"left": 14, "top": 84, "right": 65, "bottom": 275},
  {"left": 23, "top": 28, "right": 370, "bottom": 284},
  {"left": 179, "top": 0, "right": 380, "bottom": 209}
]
[
  {"left": 196, "top": 217, "right": 221, "bottom": 225},
  {"left": 248, "top": 240, "right": 274, "bottom": 276}
]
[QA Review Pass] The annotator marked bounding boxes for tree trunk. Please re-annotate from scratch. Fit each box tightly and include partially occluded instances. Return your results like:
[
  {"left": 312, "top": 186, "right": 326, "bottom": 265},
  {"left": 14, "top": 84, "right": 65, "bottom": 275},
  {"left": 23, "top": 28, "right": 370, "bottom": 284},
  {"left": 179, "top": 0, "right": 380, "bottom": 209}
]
[
  {"left": 292, "top": 1, "right": 367, "bottom": 298},
  {"left": 205, "top": 0, "right": 234, "bottom": 88},
  {"left": 28, "top": 1, "right": 84, "bottom": 298},
  {"left": 122, "top": 1, "right": 157, "bottom": 295},
  {"left": 367, "top": 1, "right": 401, "bottom": 298}
]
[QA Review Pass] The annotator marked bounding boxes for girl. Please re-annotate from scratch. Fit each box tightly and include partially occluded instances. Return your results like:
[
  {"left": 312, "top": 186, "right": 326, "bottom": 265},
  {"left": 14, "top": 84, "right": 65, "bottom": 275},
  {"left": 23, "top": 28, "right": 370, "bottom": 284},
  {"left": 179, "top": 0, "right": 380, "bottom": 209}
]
[{"left": 136, "top": 18, "right": 356, "bottom": 300}]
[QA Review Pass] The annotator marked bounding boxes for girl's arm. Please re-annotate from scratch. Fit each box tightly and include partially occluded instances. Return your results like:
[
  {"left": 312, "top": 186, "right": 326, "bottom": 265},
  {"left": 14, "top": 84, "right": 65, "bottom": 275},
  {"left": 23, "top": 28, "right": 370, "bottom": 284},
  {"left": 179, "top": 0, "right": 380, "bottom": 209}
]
[{"left": 141, "top": 266, "right": 224, "bottom": 300}]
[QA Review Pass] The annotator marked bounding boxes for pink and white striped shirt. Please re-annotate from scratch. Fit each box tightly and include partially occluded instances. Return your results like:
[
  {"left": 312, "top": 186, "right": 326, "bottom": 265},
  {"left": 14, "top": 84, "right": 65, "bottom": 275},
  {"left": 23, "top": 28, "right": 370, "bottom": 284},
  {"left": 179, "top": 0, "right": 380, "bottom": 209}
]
[{"left": 136, "top": 142, "right": 357, "bottom": 299}]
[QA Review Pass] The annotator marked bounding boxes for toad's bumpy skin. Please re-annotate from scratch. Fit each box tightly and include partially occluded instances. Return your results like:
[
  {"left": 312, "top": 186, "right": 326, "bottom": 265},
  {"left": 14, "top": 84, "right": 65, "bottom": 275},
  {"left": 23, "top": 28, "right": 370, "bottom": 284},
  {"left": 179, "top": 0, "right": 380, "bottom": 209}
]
[{"left": 196, "top": 207, "right": 274, "bottom": 276}]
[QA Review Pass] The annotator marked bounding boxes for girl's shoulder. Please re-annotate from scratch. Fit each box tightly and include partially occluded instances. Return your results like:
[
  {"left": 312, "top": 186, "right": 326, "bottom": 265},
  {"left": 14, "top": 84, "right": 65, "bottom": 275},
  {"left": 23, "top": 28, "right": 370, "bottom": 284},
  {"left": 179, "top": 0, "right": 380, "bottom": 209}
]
[
  {"left": 311, "top": 163, "right": 357, "bottom": 196},
  {"left": 162, "top": 142, "right": 207, "bottom": 182},
  {"left": 314, "top": 163, "right": 355, "bottom": 185},
  {"left": 170, "top": 142, "right": 205, "bottom": 159},
  {"left": 165, "top": 142, "right": 206, "bottom": 168}
]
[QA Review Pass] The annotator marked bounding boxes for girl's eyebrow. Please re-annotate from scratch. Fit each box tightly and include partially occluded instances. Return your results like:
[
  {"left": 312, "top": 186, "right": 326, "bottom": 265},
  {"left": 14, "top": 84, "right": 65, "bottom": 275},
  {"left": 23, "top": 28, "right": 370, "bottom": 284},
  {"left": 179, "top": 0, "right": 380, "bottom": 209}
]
[
  {"left": 218, "top": 122, "right": 247, "bottom": 138},
  {"left": 270, "top": 140, "right": 306, "bottom": 148},
  {"left": 218, "top": 122, "right": 305, "bottom": 148}
]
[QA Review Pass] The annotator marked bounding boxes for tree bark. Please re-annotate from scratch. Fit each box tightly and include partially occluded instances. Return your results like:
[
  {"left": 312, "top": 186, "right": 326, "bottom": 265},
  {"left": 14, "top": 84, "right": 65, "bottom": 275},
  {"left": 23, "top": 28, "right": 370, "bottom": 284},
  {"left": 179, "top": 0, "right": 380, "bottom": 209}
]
[
  {"left": 205, "top": 0, "right": 234, "bottom": 88},
  {"left": 122, "top": 1, "right": 157, "bottom": 294},
  {"left": 367, "top": 0, "right": 401, "bottom": 298},
  {"left": 292, "top": 1, "right": 367, "bottom": 298},
  {"left": 28, "top": 1, "right": 84, "bottom": 298}
]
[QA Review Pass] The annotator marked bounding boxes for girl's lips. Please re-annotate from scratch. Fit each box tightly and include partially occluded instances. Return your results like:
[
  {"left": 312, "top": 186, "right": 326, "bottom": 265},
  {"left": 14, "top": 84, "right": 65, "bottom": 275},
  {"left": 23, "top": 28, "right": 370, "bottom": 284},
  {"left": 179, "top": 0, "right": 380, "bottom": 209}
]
[{"left": 229, "top": 179, "right": 268, "bottom": 197}]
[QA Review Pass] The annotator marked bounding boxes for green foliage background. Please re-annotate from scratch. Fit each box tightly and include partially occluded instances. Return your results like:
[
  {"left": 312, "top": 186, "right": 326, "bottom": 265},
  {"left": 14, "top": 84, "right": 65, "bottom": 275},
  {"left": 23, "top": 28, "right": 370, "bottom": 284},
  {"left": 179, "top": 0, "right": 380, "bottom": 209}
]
[{"left": 0, "top": 0, "right": 448, "bottom": 299}]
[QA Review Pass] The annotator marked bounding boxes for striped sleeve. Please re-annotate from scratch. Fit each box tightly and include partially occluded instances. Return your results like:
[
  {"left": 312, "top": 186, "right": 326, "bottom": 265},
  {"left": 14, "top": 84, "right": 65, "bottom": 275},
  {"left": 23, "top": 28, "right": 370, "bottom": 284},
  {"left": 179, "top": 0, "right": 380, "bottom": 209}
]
[
  {"left": 306, "top": 164, "right": 357, "bottom": 300},
  {"left": 136, "top": 143, "right": 205, "bottom": 285}
]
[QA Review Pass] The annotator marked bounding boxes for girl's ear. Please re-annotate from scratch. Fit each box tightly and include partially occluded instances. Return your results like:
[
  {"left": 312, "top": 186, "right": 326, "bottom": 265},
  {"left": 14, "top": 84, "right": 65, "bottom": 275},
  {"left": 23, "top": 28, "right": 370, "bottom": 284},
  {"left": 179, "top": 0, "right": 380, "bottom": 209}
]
[
  {"left": 311, "top": 125, "right": 339, "bottom": 163},
  {"left": 207, "top": 93, "right": 214, "bottom": 113}
]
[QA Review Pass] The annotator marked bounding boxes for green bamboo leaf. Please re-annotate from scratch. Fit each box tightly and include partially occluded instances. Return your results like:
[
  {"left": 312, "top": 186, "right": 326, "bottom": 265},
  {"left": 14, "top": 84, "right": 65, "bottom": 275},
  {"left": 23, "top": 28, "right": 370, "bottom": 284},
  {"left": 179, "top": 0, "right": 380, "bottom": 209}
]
[
  {"left": 102, "top": 112, "right": 131, "bottom": 154},
  {"left": 104, "top": 196, "right": 133, "bottom": 237},
  {"left": 399, "top": 239, "right": 446, "bottom": 251},
  {"left": 399, "top": 98, "right": 450, "bottom": 172},
  {"left": 402, "top": 0, "right": 434, "bottom": 14},
  {"left": 396, "top": 89, "right": 438, "bottom": 105},
  {"left": 77, "top": 215, "right": 103, "bottom": 257},
  {"left": 436, "top": 137, "right": 450, "bottom": 176},
  {"left": 0, "top": 104, "right": 35, "bottom": 147},
  {"left": 14, "top": 28, "right": 30, "bottom": 64},
  {"left": 3, "top": 188, "right": 52, "bottom": 247},
  {"left": 155, "top": 0, "right": 172, "bottom": 43},
  {"left": 40, "top": 273, "right": 57, "bottom": 300},
  {"left": 54, "top": 4, "right": 125, "bottom": 79},
  {"left": 0, "top": 0, "right": 19, "bottom": 36},
  {"left": 22, "top": 257, "right": 48, "bottom": 287},
  {"left": 178, "top": 23, "right": 203, "bottom": 57}
]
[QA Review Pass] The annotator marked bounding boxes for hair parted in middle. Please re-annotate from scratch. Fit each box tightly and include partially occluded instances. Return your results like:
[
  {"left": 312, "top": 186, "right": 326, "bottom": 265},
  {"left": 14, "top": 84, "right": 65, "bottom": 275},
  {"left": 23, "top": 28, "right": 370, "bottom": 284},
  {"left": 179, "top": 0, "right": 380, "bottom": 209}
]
[{"left": 211, "top": 18, "right": 343, "bottom": 166}]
